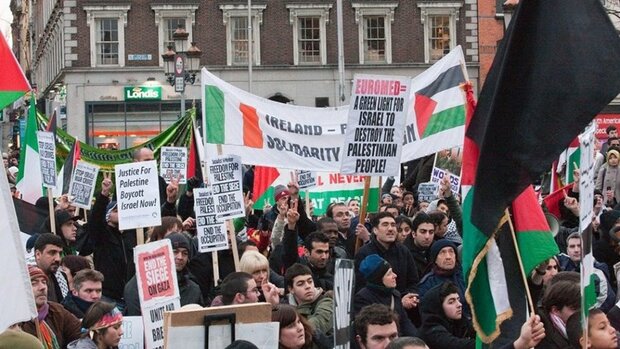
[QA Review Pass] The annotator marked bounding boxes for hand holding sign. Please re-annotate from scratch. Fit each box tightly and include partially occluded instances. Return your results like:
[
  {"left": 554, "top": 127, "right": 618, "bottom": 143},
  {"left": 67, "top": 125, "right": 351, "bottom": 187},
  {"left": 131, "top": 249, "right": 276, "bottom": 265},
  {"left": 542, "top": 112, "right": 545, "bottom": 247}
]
[
  {"left": 101, "top": 172, "right": 113, "bottom": 197},
  {"left": 439, "top": 175, "right": 452, "bottom": 198}
]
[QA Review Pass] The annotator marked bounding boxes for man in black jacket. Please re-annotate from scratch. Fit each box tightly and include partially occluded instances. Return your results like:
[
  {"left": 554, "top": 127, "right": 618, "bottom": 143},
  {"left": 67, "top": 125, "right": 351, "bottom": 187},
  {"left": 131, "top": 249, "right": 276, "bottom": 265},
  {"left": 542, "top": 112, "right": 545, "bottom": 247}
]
[{"left": 404, "top": 212, "right": 435, "bottom": 278}]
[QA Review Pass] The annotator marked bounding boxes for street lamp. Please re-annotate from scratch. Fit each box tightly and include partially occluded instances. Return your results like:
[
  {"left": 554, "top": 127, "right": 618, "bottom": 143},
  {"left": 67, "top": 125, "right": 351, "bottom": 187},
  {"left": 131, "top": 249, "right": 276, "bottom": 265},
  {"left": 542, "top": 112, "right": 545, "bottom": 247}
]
[{"left": 161, "top": 26, "right": 203, "bottom": 117}]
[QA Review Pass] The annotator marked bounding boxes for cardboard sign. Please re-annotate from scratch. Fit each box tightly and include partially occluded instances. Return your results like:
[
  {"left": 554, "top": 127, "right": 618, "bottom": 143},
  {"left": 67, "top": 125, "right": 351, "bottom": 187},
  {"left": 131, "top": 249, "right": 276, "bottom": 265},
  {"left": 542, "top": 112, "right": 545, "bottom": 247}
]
[
  {"left": 430, "top": 167, "right": 461, "bottom": 197},
  {"left": 341, "top": 74, "right": 411, "bottom": 176},
  {"left": 37, "top": 131, "right": 56, "bottom": 188},
  {"left": 143, "top": 299, "right": 180, "bottom": 349},
  {"left": 119, "top": 316, "right": 144, "bottom": 349},
  {"left": 194, "top": 187, "right": 229, "bottom": 253},
  {"left": 579, "top": 123, "right": 596, "bottom": 231},
  {"left": 431, "top": 148, "right": 462, "bottom": 196},
  {"left": 135, "top": 240, "right": 180, "bottom": 306},
  {"left": 164, "top": 303, "right": 277, "bottom": 348},
  {"left": 418, "top": 182, "right": 439, "bottom": 203},
  {"left": 333, "top": 259, "right": 355, "bottom": 349},
  {"left": 296, "top": 170, "right": 316, "bottom": 189},
  {"left": 160, "top": 146, "right": 187, "bottom": 184},
  {"left": 115, "top": 161, "right": 161, "bottom": 230},
  {"left": 68, "top": 161, "right": 100, "bottom": 209},
  {"left": 207, "top": 155, "right": 245, "bottom": 220}
]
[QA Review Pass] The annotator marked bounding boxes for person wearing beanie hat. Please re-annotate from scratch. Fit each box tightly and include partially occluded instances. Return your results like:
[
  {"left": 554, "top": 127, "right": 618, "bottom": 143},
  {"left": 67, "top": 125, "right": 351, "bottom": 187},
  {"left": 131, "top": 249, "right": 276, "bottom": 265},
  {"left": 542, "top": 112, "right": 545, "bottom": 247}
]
[
  {"left": 274, "top": 184, "right": 290, "bottom": 203},
  {"left": 417, "top": 240, "right": 469, "bottom": 319},
  {"left": 0, "top": 330, "right": 43, "bottom": 349},
  {"left": 354, "top": 255, "right": 418, "bottom": 336},
  {"left": 123, "top": 233, "right": 203, "bottom": 316},
  {"left": 21, "top": 266, "right": 82, "bottom": 348}
]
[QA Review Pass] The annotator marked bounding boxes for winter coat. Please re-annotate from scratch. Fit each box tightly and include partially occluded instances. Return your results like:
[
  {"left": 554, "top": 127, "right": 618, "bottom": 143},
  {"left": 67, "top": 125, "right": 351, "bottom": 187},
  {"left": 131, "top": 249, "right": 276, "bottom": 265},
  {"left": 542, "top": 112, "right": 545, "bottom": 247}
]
[
  {"left": 354, "top": 238, "right": 419, "bottom": 295},
  {"left": 86, "top": 193, "right": 137, "bottom": 303},
  {"left": 282, "top": 225, "right": 334, "bottom": 291},
  {"left": 417, "top": 266, "right": 470, "bottom": 319},
  {"left": 596, "top": 164, "right": 620, "bottom": 202},
  {"left": 403, "top": 236, "right": 430, "bottom": 279},
  {"left": 354, "top": 285, "right": 417, "bottom": 337},
  {"left": 534, "top": 310, "right": 570, "bottom": 349},
  {"left": 67, "top": 338, "right": 98, "bottom": 349},
  {"left": 418, "top": 283, "right": 475, "bottom": 349},
  {"left": 21, "top": 301, "right": 82, "bottom": 349},
  {"left": 284, "top": 288, "right": 333, "bottom": 336}
]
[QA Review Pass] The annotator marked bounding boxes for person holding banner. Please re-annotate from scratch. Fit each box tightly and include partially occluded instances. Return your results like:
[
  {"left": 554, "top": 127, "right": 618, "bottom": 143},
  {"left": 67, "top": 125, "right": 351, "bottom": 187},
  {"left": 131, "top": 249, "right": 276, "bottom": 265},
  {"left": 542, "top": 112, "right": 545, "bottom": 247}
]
[{"left": 67, "top": 302, "right": 123, "bottom": 349}]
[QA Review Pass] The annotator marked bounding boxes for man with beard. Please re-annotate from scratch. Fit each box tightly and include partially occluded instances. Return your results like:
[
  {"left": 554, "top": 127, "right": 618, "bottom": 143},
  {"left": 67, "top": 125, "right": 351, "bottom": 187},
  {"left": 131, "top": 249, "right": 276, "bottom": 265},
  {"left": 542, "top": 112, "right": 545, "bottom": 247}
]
[
  {"left": 34, "top": 234, "right": 70, "bottom": 303},
  {"left": 21, "top": 266, "right": 82, "bottom": 348}
]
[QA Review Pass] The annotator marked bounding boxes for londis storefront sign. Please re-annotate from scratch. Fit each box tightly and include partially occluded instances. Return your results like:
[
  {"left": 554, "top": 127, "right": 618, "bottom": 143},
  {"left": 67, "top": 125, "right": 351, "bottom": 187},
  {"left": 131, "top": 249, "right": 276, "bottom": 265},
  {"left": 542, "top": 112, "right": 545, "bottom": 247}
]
[{"left": 124, "top": 86, "right": 162, "bottom": 101}]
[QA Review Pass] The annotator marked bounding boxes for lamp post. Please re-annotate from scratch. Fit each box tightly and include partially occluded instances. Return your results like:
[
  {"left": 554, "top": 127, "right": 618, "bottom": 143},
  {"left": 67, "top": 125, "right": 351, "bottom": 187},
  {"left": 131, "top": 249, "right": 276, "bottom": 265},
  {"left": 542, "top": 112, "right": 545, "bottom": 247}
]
[{"left": 161, "top": 26, "right": 202, "bottom": 118}]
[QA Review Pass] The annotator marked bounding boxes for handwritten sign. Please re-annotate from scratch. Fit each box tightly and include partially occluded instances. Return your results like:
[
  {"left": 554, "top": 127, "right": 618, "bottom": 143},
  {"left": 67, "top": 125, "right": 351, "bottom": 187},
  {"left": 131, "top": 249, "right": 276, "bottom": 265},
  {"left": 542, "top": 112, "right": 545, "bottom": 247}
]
[
  {"left": 68, "top": 161, "right": 100, "bottom": 209},
  {"left": 159, "top": 146, "right": 187, "bottom": 184},
  {"left": 341, "top": 75, "right": 410, "bottom": 176}
]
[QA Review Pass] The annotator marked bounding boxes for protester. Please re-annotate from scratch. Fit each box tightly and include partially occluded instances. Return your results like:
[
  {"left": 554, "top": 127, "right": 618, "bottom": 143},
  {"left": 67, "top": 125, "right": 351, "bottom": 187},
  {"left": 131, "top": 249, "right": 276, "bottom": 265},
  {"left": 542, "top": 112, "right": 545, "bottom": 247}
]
[
  {"left": 216, "top": 272, "right": 263, "bottom": 306},
  {"left": 62, "top": 269, "right": 105, "bottom": 318},
  {"left": 354, "top": 254, "right": 417, "bottom": 336},
  {"left": 403, "top": 213, "right": 434, "bottom": 276},
  {"left": 315, "top": 217, "right": 348, "bottom": 263},
  {"left": 536, "top": 274, "right": 581, "bottom": 349},
  {"left": 34, "top": 234, "right": 70, "bottom": 303},
  {"left": 21, "top": 265, "right": 82, "bottom": 349},
  {"left": 284, "top": 263, "right": 333, "bottom": 336},
  {"left": 40, "top": 210, "right": 80, "bottom": 255},
  {"left": 271, "top": 304, "right": 330, "bottom": 349},
  {"left": 239, "top": 250, "right": 283, "bottom": 303},
  {"left": 385, "top": 337, "right": 428, "bottom": 349},
  {"left": 67, "top": 302, "right": 123, "bottom": 349},
  {"left": 395, "top": 216, "right": 413, "bottom": 243},
  {"left": 60, "top": 255, "right": 92, "bottom": 292},
  {"left": 354, "top": 304, "right": 400, "bottom": 349},
  {"left": 567, "top": 309, "right": 617, "bottom": 349},
  {"left": 418, "top": 282, "right": 474, "bottom": 349}
]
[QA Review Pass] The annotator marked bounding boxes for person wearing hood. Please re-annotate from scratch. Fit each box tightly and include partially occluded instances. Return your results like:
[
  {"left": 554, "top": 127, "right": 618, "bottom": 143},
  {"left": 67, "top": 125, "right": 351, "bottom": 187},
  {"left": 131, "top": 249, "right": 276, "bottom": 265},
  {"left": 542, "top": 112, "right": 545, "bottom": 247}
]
[
  {"left": 67, "top": 301, "right": 123, "bottom": 349},
  {"left": 418, "top": 282, "right": 475, "bottom": 349},
  {"left": 354, "top": 254, "right": 417, "bottom": 337},
  {"left": 124, "top": 233, "right": 203, "bottom": 315},
  {"left": 86, "top": 173, "right": 137, "bottom": 305},
  {"left": 283, "top": 263, "right": 333, "bottom": 336},
  {"left": 417, "top": 240, "right": 469, "bottom": 318},
  {"left": 41, "top": 210, "right": 81, "bottom": 256}
]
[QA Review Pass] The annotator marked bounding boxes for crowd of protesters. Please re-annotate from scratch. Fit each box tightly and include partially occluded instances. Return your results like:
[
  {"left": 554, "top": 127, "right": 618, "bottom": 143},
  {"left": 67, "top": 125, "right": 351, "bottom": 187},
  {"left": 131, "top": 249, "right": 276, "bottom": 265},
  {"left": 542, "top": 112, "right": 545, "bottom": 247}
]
[{"left": 2, "top": 136, "right": 620, "bottom": 349}]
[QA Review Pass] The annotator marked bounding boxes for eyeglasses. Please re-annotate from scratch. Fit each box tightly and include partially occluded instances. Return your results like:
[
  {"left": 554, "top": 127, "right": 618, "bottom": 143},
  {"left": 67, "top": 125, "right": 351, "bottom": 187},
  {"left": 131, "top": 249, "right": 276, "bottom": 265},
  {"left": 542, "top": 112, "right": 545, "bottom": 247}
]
[{"left": 245, "top": 287, "right": 261, "bottom": 295}]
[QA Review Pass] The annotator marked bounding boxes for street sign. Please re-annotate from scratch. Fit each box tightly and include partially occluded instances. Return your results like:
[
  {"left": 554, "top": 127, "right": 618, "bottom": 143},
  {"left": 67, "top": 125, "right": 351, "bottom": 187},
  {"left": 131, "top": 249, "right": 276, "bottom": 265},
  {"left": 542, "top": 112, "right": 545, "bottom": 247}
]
[{"left": 175, "top": 55, "right": 185, "bottom": 93}]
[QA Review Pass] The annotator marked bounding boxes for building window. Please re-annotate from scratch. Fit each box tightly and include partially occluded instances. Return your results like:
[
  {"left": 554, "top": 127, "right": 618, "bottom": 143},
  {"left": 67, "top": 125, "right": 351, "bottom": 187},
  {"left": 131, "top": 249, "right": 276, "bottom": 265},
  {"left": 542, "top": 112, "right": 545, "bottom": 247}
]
[
  {"left": 85, "top": 5, "right": 130, "bottom": 67},
  {"left": 287, "top": 4, "right": 331, "bottom": 65},
  {"left": 96, "top": 19, "right": 119, "bottom": 65},
  {"left": 418, "top": 2, "right": 462, "bottom": 63},
  {"left": 220, "top": 4, "right": 267, "bottom": 66},
  {"left": 352, "top": 2, "right": 398, "bottom": 64},
  {"left": 151, "top": 5, "right": 198, "bottom": 67}
]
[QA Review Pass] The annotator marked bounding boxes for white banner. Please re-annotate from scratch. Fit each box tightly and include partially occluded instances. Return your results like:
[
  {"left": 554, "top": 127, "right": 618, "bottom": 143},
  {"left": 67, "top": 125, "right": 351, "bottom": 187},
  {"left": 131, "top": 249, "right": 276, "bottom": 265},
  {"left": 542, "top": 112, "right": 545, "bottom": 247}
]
[
  {"left": 207, "top": 154, "right": 245, "bottom": 220},
  {"left": 579, "top": 123, "right": 596, "bottom": 231},
  {"left": 341, "top": 74, "right": 411, "bottom": 176},
  {"left": 68, "top": 160, "right": 100, "bottom": 209},
  {"left": 194, "top": 187, "right": 229, "bottom": 253},
  {"left": 37, "top": 131, "right": 56, "bottom": 188},
  {"left": 159, "top": 146, "right": 187, "bottom": 184},
  {"left": 115, "top": 161, "right": 161, "bottom": 230}
]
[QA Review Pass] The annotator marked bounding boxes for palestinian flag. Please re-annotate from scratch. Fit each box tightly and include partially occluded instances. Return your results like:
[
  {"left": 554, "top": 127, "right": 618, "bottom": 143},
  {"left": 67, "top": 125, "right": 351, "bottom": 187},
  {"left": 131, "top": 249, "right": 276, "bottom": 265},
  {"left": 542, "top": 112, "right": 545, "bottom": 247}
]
[
  {"left": 581, "top": 224, "right": 597, "bottom": 328},
  {"left": 253, "top": 166, "right": 281, "bottom": 208},
  {"left": 461, "top": 82, "right": 512, "bottom": 343},
  {"left": 16, "top": 96, "right": 43, "bottom": 204},
  {"left": 0, "top": 34, "right": 30, "bottom": 110},
  {"left": 401, "top": 46, "right": 467, "bottom": 162},
  {"left": 56, "top": 138, "right": 81, "bottom": 196},
  {"left": 557, "top": 137, "right": 580, "bottom": 183},
  {"left": 542, "top": 182, "right": 574, "bottom": 220},
  {"left": 511, "top": 186, "right": 559, "bottom": 275}
]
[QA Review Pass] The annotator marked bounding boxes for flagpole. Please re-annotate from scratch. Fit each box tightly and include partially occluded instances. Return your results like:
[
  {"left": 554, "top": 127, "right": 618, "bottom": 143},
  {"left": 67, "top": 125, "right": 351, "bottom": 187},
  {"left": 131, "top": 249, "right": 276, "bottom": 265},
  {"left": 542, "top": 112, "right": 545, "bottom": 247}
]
[
  {"left": 355, "top": 177, "right": 371, "bottom": 254},
  {"left": 504, "top": 208, "right": 536, "bottom": 315},
  {"left": 47, "top": 188, "right": 56, "bottom": 234}
]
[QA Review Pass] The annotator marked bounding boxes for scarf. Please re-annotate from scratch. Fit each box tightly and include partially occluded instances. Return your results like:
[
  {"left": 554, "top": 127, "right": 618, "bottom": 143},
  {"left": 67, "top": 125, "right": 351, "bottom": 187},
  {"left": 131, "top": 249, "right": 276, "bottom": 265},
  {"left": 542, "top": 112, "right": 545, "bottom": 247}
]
[
  {"left": 55, "top": 270, "right": 69, "bottom": 299},
  {"left": 549, "top": 312, "right": 568, "bottom": 338},
  {"left": 432, "top": 263, "right": 456, "bottom": 277},
  {"left": 37, "top": 305, "right": 61, "bottom": 349}
]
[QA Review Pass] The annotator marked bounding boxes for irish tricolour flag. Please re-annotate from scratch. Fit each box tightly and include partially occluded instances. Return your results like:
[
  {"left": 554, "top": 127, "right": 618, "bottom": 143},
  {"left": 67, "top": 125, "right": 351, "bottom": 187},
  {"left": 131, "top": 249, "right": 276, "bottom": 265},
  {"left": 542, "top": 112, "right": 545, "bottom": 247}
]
[{"left": 401, "top": 46, "right": 467, "bottom": 162}]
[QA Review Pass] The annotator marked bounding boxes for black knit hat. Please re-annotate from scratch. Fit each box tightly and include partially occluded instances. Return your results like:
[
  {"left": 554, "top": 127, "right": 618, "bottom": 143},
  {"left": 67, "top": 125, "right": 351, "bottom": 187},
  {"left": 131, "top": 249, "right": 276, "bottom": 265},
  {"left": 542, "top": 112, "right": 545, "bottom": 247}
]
[
  {"left": 359, "top": 254, "right": 392, "bottom": 285},
  {"left": 166, "top": 233, "right": 190, "bottom": 251}
]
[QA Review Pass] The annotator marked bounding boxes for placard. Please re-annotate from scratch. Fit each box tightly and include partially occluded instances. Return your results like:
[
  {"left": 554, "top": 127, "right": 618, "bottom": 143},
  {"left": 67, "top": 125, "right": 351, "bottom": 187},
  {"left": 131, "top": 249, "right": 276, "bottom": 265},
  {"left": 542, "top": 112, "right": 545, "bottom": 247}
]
[
  {"left": 431, "top": 148, "right": 462, "bottom": 196},
  {"left": 207, "top": 155, "right": 245, "bottom": 220},
  {"left": 135, "top": 240, "right": 181, "bottom": 349},
  {"left": 159, "top": 146, "right": 187, "bottom": 184},
  {"left": 418, "top": 182, "right": 439, "bottom": 203},
  {"left": 115, "top": 161, "right": 162, "bottom": 230},
  {"left": 430, "top": 168, "right": 461, "bottom": 197},
  {"left": 37, "top": 131, "right": 56, "bottom": 188},
  {"left": 119, "top": 316, "right": 144, "bottom": 349},
  {"left": 296, "top": 170, "right": 316, "bottom": 190},
  {"left": 194, "top": 187, "right": 228, "bottom": 253},
  {"left": 68, "top": 161, "right": 100, "bottom": 209},
  {"left": 341, "top": 74, "right": 411, "bottom": 176},
  {"left": 333, "top": 259, "right": 355, "bottom": 349},
  {"left": 579, "top": 123, "right": 596, "bottom": 231},
  {"left": 135, "top": 240, "right": 180, "bottom": 307}
]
